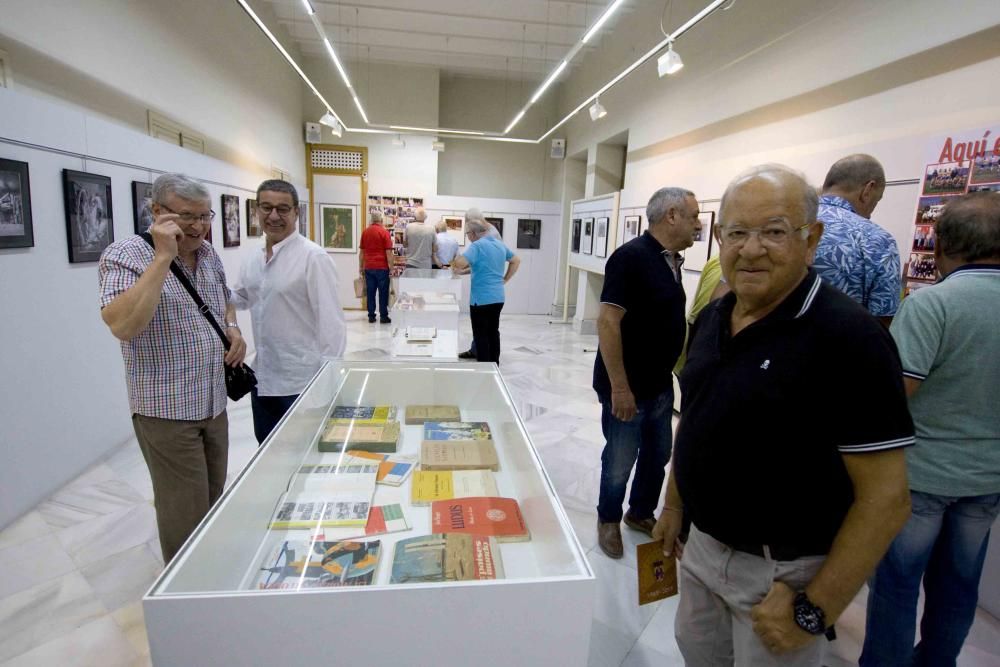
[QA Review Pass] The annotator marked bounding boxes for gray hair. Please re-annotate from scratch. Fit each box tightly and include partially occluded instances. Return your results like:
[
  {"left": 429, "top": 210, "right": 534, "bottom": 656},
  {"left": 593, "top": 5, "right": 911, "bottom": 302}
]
[
  {"left": 414, "top": 207, "right": 427, "bottom": 222},
  {"left": 465, "top": 207, "right": 486, "bottom": 224},
  {"left": 465, "top": 219, "right": 488, "bottom": 236},
  {"left": 937, "top": 192, "right": 1000, "bottom": 261},
  {"left": 152, "top": 173, "right": 210, "bottom": 205},
  {"left": 256, "top": 179, "right": 299, "bottom": 208},
  {"left": 370, "top": 209, "right": 383, "bottom": 223},
  {"left": 720, "top": 163, "right": 818, "bottom": 229},
  {"left": 434, "top": 219, "right": 448, "bottom": 233},
  {"left": 822, "top": 154, "right": 885, "bottom": 191},
  {"left": 646, "top": 187, "right": 695, "bottom": 227}
]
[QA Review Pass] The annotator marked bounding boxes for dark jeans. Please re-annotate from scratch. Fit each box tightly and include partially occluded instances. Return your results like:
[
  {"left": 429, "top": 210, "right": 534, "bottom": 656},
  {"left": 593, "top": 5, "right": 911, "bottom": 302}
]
[
  {"left": 861, "top": 490, "right": 1000, "bottom": 667},
  {"left": 469, "top": 302, "right": 504, "bottom": 364},
  {"left": 365, "top": 268, "right": 390, "bottom": 320},
  {"left": 596, "top": 388, "right": 673, "bottom": 523},
  {"left": 250, "top": 387, "right": 299, "bottom": 445}
]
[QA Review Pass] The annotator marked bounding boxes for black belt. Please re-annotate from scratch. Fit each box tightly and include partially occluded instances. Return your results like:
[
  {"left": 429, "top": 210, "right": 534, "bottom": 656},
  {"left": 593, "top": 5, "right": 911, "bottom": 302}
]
[{"left": 727, "top": 542, "right": 824, "bottom": 562}]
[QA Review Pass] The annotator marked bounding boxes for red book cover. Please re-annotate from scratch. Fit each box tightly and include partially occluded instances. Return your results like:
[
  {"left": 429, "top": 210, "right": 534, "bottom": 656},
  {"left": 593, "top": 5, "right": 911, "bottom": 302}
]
[{"left": 430, "top": 497, "right": 530, "bottom": 542}]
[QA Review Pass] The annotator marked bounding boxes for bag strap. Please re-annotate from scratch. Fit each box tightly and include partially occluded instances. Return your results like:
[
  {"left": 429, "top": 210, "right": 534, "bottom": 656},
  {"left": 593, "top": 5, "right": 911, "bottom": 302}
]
[{"left": 140, "top": 232, "right": 231, "bottom": 351}]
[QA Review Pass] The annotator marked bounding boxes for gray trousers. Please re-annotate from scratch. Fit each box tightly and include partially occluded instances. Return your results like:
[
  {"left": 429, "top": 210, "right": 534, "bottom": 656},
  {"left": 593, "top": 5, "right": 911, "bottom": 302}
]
[
  {"left": 675, "top": 525, "right": 828, "bottom": 667},
  {"left": 132, "top": 411, "right": 228, "bottom": 563}
]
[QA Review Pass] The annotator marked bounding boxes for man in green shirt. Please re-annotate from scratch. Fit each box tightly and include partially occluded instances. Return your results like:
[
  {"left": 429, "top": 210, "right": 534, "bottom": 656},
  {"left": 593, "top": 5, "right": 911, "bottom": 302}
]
[{"left": 862, "top": 191, "right": 1000, "bottom": 667}]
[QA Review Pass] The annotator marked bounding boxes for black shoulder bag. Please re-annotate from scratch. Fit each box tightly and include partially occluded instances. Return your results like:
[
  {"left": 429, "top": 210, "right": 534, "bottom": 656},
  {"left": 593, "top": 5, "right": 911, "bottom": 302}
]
[{"left": 140, "top": 233, "right": 257, "bottom": 401}]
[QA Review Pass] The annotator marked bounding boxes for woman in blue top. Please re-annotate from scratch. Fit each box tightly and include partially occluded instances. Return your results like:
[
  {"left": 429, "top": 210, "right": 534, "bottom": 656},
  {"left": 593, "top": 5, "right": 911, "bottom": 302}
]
[{"left": 451, "top": 210, "right": 520, "bottom": 364}]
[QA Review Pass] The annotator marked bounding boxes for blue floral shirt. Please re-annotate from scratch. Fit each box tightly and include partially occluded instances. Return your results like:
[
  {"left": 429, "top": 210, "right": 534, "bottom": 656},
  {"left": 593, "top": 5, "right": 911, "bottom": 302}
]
[{"left": 813, "top": 195, "right": 901, "bottom": 317}]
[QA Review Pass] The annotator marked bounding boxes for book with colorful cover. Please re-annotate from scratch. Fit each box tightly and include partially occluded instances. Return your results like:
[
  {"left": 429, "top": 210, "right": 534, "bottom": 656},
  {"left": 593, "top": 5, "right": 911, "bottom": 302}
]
[
  {"left": 422, "top": 421, "right": 491, "bottom": 442},
  {"left": 405, "top": 404, "right": 461, "bottom": 425},
  {"left": 410, "top": 469, "right": 499, "bottom": 505},
  {"left": 430, "top": 497, "right": 529, "bottom": 542},
  {"left": 329, "top": 405, "right": 398, "bottom": 421},
  {"left": 343, "top": 451, "right": 417, "bottom": 486},
  {"left": 637, "top": 540, "right": 678, "bottom": 605},
  {"left": 420, "top": 440, "right": 499, "bottom": 472},
  {"left": 319, "top": 421, "right": 400, "bottom": 453},
  {"left": 291, "top": 463, "right": 378, "bottom": 499},
  {"left": 269, "top": 494, "right": 372, "bottom": 529},
  {"left": 317, "top": 503, "right": 413, "bottom": 542},
  {"left": 255, "top": 539, "right": 381, "bottom": 589},
  {"left": 390, "top": 533, "right": 503, "bottom": 584}
]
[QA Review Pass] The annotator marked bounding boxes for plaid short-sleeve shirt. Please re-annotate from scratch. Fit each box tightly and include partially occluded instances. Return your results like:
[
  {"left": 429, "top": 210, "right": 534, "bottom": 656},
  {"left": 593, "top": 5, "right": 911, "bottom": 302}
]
[{"left": 99, "top": 236, "right": 230, "bottom": 421}]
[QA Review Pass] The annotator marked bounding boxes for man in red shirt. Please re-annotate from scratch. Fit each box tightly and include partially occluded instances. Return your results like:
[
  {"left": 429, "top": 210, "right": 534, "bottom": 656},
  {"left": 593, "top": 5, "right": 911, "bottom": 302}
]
[{"left": 359, "top": 210, "right": 394, "bottom": 323}]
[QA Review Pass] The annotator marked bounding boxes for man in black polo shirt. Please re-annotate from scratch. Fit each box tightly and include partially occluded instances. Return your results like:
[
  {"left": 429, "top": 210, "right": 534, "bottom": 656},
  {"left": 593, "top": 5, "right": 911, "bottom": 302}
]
[
  {"left": 594, "top": 186, "right": 700, "bottom": 558},
  {"left": 652, "top": 164, "right": 913, "bottom": 665}
]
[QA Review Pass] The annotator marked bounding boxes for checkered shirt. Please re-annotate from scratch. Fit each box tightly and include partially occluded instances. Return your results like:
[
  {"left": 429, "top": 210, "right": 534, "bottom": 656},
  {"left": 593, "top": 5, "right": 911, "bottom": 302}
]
[{"left": 99, "top": 235, "right": 231, "bottom": 420}]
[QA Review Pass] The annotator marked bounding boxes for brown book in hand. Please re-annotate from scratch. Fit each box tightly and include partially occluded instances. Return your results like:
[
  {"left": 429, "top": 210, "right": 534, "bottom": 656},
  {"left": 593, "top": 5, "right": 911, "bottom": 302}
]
[{"left": 637, "top": 540, "right": 678, "bottom": 605}]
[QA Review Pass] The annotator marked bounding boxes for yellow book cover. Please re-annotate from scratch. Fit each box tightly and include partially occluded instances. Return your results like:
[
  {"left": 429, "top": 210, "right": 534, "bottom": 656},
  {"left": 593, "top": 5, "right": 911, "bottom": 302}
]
[
  {"left": 636, "top": 540, "right": 678, "bottom": 605},
  {"left": 319, "top": 421, "right": 400, "bottom": 453},
  {"left": 410, "top": 470, "right": 499, "bottom": 505}
]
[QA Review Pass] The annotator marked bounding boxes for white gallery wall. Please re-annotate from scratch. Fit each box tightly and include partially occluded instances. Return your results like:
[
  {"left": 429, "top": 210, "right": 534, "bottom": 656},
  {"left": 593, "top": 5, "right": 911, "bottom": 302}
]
[{"left": 0, "top": 86, "right": 307, "bottom": 529}]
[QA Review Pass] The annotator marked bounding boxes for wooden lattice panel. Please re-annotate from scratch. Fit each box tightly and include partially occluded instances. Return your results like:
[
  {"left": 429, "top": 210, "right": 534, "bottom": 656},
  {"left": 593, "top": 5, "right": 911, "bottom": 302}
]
[{"left": 311, "top": 149, "right": 363, "bottom": 171}]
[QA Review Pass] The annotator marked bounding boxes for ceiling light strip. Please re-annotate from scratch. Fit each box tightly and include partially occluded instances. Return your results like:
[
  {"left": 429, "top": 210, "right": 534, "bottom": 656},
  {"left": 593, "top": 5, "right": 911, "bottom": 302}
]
[
  {"left": 581, "top": 0, "right": 627, "bottom": 43},
  {"left": 389, "top": 125, "right": 486, "bottom": 136},
  {"left": 305, "top": 5, "right": 373, "bottom": 123}
]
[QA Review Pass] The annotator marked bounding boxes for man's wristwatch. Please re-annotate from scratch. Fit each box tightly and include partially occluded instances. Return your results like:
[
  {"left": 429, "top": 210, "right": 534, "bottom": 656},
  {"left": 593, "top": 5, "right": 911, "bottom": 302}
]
[
  {"left": 225, "top": 321, "right": 239, "bottom": 328},
  {"left": 793, "top": 591, "right": 827, "bottom": 635}
]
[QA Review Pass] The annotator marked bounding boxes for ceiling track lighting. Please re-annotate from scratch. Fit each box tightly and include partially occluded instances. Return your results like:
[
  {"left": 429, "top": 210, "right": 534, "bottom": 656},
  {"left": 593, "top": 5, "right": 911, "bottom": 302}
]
[
  {"left": 657, "top": 43, "right": 684, "bottom": 77},
  {"left": 319, "top": 112, "right": 342, "bottom": 137},
  {"left": 589, "top": 98, "right": 608, "bottom": 121}
]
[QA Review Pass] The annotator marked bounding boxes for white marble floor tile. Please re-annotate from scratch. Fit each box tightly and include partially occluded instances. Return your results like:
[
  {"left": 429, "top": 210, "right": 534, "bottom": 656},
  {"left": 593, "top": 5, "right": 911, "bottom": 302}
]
[
  {"left": 563, "top": 507, "right": 599, "bottom": 554},
  {"left": 633, "top": 593, "right": 683, "bottom": 660},
  {"left": 0, "top": 571, "right": 106, "bottom": 662},
  {"left": 0, "top": 512, "right": 50, "bottom": 551},
  {"left": 111, "top": 601, "right": 150, "bottom": 659},
  {"left": 0, "top": 532, "right": 77, "bottom": 599},
  {"left": 115, "top": 460, "right": 155, "bottom": 503},
  {"left": 587, "top": 550, "right": 662, "bottom": 641},
  {"left": 63, "top": 463, "right": 118, "bottom": 491},
  {"left": 588, "top": 618, "right": 638, "bottom": 667},
  {"left": 102, "top": 440, "right": 145, "bottom": 477},
  {"left": 80, "top": 542, "right": 162, "bottom": 614},
  {"left": 55, "top": 503, "right": 158, "bottom": 569},
  {"left": 621, "top": 641, "right": 683, "bottom": 667},
  {"left": 37, "top": 479, "right": 145, "bottom": 530},
  {"left": 1, "top": 615, "right": 137, "bottom": 667}
]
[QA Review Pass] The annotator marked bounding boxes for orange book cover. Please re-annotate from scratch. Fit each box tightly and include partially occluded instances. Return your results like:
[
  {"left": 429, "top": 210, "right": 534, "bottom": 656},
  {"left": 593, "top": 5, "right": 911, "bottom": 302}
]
[
  {"left": 636, "top": 540, "right": 678, "bottom": 605},
  {"left": 430, "top": 496, "right": 529, "bottom": 542}
]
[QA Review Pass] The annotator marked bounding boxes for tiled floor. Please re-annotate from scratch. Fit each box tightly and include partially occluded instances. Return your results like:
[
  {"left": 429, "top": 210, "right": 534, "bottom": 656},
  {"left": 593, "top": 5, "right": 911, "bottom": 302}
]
[{"left": 1, "top": 312, "right": 998, "bottom": 666}]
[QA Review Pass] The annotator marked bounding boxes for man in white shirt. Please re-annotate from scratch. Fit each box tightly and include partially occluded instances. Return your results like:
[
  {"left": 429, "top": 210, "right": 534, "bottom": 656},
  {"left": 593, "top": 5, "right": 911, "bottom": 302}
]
[
  {"left": 231, "top": 180, "right": 346, "bottom": 443},
  {"left": 404, "top": 207, "right": 437, "bottom": 269},
  {"left": 433, "top": 219, "right": 460, "bottom": 268}
]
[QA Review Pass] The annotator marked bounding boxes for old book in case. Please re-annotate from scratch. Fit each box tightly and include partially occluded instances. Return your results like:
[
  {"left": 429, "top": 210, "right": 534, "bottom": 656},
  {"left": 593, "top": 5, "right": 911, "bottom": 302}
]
[
  {"left": 405, "top": 404, "right": 461, "bottom": 425},
  {"left": 420, "top": 440, "right": 499, "bottom": 472},
  {"left": 390, "top": 533, "right": 504, "bottom": 584},
  {"left": 430, "top": 496, "right": 530, "bottom": 542},
  {"left": 319, "top": 421, "right": 400, "bottom": 453},
  {"left": 342, "top": 451, "right": 417, "bottom": 486},
  {"left": 254, "top": 539, "right": 381, "bottom": 589},
  {"left": 422, "top": 421, "right": 492, "bottom": 443},
  {"left": 410, "top": 469, "right": 499, "bottom": 505}
]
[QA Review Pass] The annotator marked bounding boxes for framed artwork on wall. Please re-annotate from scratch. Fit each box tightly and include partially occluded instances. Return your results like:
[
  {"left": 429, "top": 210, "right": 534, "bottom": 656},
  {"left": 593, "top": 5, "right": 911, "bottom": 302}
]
[
  {"left": 62, "top": 169, "right": 114, "bottom": 263},
  {"left": 485, "top": 216, "right": 504, "bottom": 238},
  {"left": 443, "top": 215, "right": 464, "bottom": 246},
  {"left": 581, "top": 217, "right": 594, "bottom": 255},
  {"left": 0, "top": 158, "right": 34, "bottom": 249},
  {"left": 131, "top": 181, "right": 154, "bottom": 235},
  {"left": 298, "top": 216, "right": 309, "bottom": 240},
  {"left": 221, "top": 194, "right": 240, "bottom": 247},
  {"left": 683, "top": 210, "right": 715, "bottom": 272},
  {"left": 246, "top": 198, "right": 261, "bottom": 237},
  {"left": 571, "top": 219, "right": 581, "bottom": 253},
  {"left": 320, "top": 204, "right": 357, "bottom": 252},
  {"left": 622, "top": 215, "right": 641, "bottom": 244},
  {"left": 594, "top": 217, "right": 609, "bottom": 258},
  {"left": 516, "top": 219, "right": 541, "bottom": 249}
]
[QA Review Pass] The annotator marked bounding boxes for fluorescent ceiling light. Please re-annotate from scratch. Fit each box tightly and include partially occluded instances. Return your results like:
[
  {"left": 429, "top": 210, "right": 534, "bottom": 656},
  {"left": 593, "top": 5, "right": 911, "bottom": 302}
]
[
  {"left": 657, "top": 44, "right": 683, "bottom": 76},
  {"left": 504, "top": 110, "right": 526, "bottom": 135},
  {"left": 352, "top": 95, "right": 369, "bottom": 124},
  {"left": 323, "top": 38, "right": 352, "bottom": 89},
  {"left": 300, "top": 0, "right": 315, "bottom": 15},
  {"left": 389, "top": 125, "right": 485, "bottom": 136},
  {"left": 589, "top": 99, "right": 607, "bottom": 121},
  {"left": 582, "top": 0, "right": 627, "bottom": 44},
  {"left": 530, "top": 60, "right": 567, "bottom": 105}
]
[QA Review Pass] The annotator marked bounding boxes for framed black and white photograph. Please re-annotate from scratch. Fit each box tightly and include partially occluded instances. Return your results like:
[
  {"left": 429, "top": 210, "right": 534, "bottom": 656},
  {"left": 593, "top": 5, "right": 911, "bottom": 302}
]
[
  {"left": 622, "top": 214, "right": 641, "bottom": 245},
  {"left": 62, "top": 169, "right": 113, "bottom": 263},
  {"left": 571, "top": 218, "right": 581, "bottom": 253},
  {"left": 516, "top": 218, "right": 541, "bottom": 249},
  {"left": 594, "top": 217, "right": 609, "bottom": 258},
  {"left": 246, "top": 198, "right": 261, "bottom": 237},
  {"left": 221, "top": 194, "right": 240, "bottom": 247},
  {"left": 581, "top": 217, "right": 594, "bottom": 255},
  {"left": 485, "top": 216, "right": 504, "bottom": 238},
  {"left": 683, "top": 210, "right": 715, "bottom": 272},
  {"left": 131, "top": 181, "right": 154, "bottom": 235},
  {"left": 0, "top": 158, "right": 34, "bottom": 249}
]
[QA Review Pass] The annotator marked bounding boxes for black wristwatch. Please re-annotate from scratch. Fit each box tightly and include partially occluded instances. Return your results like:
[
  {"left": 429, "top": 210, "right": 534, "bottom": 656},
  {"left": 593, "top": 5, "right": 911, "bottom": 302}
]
[{"left": 793, "top": 591, "right": 827, "bottom": 635}]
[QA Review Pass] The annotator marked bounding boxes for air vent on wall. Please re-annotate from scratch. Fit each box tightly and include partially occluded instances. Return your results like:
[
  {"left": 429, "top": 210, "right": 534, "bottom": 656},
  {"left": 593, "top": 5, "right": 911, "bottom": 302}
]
[{"left": 310, "top": 149, "right": 363, "bottom": 172}]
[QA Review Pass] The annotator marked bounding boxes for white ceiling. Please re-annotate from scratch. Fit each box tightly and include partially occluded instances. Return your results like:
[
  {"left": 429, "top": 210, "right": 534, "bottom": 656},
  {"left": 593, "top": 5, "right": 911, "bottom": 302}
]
[{"left": 263, "top": 0, "right": 632, "bottom": 81}]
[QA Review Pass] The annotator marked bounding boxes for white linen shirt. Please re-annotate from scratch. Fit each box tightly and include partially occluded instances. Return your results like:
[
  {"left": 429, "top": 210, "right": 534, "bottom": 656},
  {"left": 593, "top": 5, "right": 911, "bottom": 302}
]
[{"left": 231, "top": 232, "right": 346, "bottom": 396}]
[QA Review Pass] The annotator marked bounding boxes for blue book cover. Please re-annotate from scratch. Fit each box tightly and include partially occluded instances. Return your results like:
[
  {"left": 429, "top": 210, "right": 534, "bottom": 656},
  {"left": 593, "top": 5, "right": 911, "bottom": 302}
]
[{"left": 422, "top": 421, "right": 491, "bottom": 441}]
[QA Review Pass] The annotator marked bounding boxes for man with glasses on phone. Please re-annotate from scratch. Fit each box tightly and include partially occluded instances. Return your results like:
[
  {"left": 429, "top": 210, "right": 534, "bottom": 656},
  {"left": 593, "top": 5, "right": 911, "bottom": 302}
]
[
  {"left": 231, "top": 179, "right": 346, "bottom": 444},
  {"left": 653, "top": 164, "right": 914, "bottom": 666},
  {"left": 99, "top": 173, "right": 246, "bottom": 564}
]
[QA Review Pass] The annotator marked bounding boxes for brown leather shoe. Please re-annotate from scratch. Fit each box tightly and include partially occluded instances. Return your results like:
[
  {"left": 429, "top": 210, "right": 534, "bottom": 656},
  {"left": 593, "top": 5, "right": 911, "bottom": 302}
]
[
  {"left": 623, "top": 512, "right": 656, "bottom": 537},
  {"left": 597, "top": 520, "right": 624, "bottom": 559}
]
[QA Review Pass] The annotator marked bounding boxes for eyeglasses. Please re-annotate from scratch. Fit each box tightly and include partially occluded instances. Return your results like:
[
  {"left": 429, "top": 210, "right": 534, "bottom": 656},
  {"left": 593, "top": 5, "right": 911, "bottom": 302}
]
[
  {"left": 719, "top": 222, "right": 811, "bottom": 248},
  {"left": 159, "top": 205, "right": 215, "bottom": 224},
  {"left": 258, "top": 204, "right": 296, "bottom": 217}
]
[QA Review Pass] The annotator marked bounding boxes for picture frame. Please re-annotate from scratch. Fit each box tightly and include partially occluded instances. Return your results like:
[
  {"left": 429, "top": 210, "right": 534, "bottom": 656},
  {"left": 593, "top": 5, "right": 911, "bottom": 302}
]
[
  {"left": 298, "top": 216, "right": 309, "bottom": 240},
  {"left": 320, "top": 204, "right": 358, "bottom": 252},
  {"left": 581, "top": 217, "right": 594, "bottom": 255},
  {"left": 221, "top": 194, "right": 240, "bottom": 247},
  {"left": 921, "top": 161, "right": 969, "bottom": 196},
  {"left": 485, "top": 216, "right": 504, "bottom": 238},
  {"left": 443, "top": 215, "right": 465, "bottom": 246},
  {"left": 571, "top": 218, "right": 581, "bottom": 253},
  {"left": 594, "top": 217, "right": 609, "bottom": 258},
  {"left": 62, "top": 169, "right": 114, "bottom": 263},
  {"left": 131, "top": 181, "right": 154, "bottom": 235},
  {"left": 683, "top": 210, "right": 715, "bottom": 272},
  {"left": 0, "top": 158, "right": 34, "bottom": 249},
  {"left": 246, "top": 198, "right": 261, "bottom": 237},
  {"left": 622, "top": 214, "right": 641, "bottom": 245},
  {"left": 516, "top": 218, "right": 541, "bottom": 249}
]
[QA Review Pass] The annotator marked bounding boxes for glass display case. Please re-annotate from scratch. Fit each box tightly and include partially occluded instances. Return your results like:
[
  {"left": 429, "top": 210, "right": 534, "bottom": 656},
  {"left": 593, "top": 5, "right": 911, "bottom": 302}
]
[{"left": 143, "top": 361, "right": 594, "bottom": 666}]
